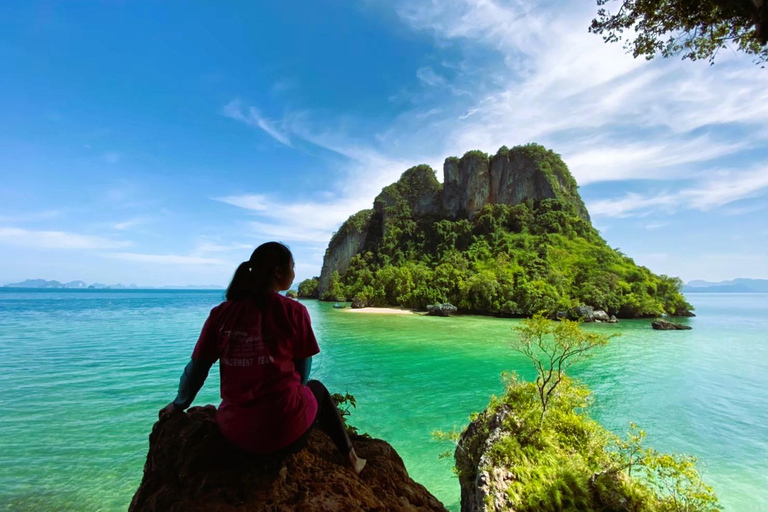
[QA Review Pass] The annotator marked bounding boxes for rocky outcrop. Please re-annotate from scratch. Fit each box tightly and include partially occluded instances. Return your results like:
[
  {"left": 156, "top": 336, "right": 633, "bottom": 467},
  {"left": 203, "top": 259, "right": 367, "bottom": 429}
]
[
  {"left": 317, "top": 144, "right": 591, "bottom": 297},
  {"left": 443, "top": 152, "right": 491, "bottom": 219},
  {"left": 652, "top": 320, "right": 692, "bottom": 330},
  {"left": 455, "top": 405, "right": 517, "bottom": 512},
  {"left": 318, "top": 210, "right": 373, "bottom": 294},
  {"left": 426, "top": 303, "right": 458, "bottom": 317},
  {"left": 130, "top": 405, "right": 448, "bottom": 512}
]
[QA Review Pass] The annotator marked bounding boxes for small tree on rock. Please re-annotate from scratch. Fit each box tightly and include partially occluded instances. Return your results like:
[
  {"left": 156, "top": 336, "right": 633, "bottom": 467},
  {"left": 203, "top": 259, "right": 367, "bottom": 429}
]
[{"left": 512, "top": 314, "right": 615, "bottom": 422}]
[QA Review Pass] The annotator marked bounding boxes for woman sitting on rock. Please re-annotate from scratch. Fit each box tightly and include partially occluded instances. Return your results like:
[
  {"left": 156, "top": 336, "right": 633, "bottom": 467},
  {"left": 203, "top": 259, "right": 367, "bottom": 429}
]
[{"left": 159, "top": 242, "right": 366, "bottom": 474}]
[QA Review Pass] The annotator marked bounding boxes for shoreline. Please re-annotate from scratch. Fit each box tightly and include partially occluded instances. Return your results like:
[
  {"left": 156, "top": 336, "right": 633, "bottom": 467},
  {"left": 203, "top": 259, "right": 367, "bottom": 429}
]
[{"left": 342, "top": 306, "right": 416, "bottom": 315}]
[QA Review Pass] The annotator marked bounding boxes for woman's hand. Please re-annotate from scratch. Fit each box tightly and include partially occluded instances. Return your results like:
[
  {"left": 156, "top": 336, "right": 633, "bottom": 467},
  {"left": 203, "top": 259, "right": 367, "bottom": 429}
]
[{"left": 159, "top": 401, "right": 180, "bottom": 419}]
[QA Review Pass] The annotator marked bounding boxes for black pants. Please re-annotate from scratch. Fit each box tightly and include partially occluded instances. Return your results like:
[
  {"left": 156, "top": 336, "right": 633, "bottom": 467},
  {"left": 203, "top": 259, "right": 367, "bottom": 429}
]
[
  {"left": 306, "top": 380, "right": 353, "bottom": 455},
  {"left": 265, "top": 379, "right": 353, "bottom": 460}
]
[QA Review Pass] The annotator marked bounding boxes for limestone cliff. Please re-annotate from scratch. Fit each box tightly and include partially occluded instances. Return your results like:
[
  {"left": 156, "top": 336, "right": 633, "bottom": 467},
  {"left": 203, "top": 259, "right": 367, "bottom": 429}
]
[
  {"left": 317, "top": 144, "right": 588, "bottom": 298},
  {"left": 130, "top": 405, "right": 448, "bottom": 512},
  {"left": 318, "top": 209, "right": 374, "bottom": 294}
]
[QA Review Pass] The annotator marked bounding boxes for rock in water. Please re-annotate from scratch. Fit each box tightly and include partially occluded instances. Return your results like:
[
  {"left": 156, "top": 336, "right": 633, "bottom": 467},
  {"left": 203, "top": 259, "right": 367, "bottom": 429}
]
[
  {"left": 427, "top": 303, "right": 458, "bottom": 317},
  {"left": 652, "top": 320, "right": 692, "bottom": 330},
  {"left": 130, "top": 405, "right": 448, "bottom": 512}
]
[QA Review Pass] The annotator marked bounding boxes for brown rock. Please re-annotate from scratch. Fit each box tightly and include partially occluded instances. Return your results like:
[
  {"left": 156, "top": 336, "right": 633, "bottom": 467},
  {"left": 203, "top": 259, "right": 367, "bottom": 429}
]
[{"left": 130, "top": 405, "right": 448, "bottom": 512}]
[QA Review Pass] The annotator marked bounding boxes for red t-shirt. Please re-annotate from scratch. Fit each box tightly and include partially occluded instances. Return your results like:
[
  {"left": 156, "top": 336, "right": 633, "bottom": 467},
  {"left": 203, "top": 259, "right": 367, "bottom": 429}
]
[{"left": 191, "top": 292, "right": 320, "bottom": 455}]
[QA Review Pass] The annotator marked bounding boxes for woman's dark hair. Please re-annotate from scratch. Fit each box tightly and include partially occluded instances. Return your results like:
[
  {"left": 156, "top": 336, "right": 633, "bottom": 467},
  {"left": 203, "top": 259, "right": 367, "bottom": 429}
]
[{"left": 226, "top": 242, "right": 293, "bottom": 303}]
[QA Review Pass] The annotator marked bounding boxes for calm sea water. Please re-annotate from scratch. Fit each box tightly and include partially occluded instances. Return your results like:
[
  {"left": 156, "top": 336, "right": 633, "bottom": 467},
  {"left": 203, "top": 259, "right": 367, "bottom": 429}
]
[{"left": 0, "top": 289, "right": 766, "bottom": 512}]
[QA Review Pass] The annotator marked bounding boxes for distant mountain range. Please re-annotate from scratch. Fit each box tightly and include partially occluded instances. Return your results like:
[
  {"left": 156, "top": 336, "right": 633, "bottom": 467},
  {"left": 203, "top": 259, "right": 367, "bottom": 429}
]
[
  {"left": 2, "top": 279, "right": 224, "bottom": 290},
  {"left": 683, "top": 278, "right": 768, "bottom": 293}
]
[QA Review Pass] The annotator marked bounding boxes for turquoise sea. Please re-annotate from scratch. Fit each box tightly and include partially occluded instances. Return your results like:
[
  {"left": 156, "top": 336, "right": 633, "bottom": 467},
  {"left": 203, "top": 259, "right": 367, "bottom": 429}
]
[{"left": 0, "top": 289, "right": 766, "bottom": 511}]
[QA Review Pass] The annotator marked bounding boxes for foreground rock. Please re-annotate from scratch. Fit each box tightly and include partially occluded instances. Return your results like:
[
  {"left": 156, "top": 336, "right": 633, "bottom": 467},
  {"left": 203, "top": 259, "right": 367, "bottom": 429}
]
[
  {"left": 652, "top": 320, "right": 692, "bottom": 330},
  {"left": 427, "top": 303, "right": 458, "bottom": 317},
  {"left": 130, "top": 405, "right": 448, "bottom": 512}
]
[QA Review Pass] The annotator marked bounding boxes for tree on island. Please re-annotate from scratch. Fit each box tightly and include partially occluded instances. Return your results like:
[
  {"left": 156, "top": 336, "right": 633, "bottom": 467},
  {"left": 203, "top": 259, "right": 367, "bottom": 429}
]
[
  {"left": 590, "top": 0, "right": 768, "bottom": 64},
  {"left": 512, "top": 314, "right": 616, "bottom": 423}
]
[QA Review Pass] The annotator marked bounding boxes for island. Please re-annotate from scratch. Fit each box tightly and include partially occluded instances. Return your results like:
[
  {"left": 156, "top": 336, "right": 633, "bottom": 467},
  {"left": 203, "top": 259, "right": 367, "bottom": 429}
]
[{"left": 298, "top": 143, "right": 693, "bottom": 318}]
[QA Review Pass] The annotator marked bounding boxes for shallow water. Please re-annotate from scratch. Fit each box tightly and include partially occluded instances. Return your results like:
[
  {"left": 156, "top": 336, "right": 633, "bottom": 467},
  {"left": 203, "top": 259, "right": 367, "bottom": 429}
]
[{"left": 0, "top": 289, "right": 765, "bottom": 511}]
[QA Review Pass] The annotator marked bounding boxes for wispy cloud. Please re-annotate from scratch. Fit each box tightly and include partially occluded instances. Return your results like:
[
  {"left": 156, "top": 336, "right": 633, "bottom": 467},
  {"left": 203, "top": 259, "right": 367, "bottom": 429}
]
[
  {"left": 723, "top": 203, "right": 768, "bottom": 216},
  {"left": 215, "top": 193, "right": 374, "bottom": 245},
  {"left": 381, "top": 0, "right": 768, "bottom": 186},
  {"left": 0, "top": 210, "right": 60, "bottom": 223},
  {"left": 112, "top": 217, "right": 151, "bottom": 230},
  {"left": 103, "top": 252, "right": 228, "bottom": 265},
  {"left": 222, "top": 99, "right": 292, "bottom": 147},
  {"left": 0, "top": 227, "right": 132, "bottom": 249},
  {"left": 588, "top": 166, "right": 768, "bottom": 217},
  {"left": 215, "top": 1, "right": 767, "bottom": 281}
]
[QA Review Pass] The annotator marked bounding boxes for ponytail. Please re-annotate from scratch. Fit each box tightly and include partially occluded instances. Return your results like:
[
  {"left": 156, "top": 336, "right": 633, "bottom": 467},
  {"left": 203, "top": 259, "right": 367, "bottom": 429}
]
[{"left": 225, "top": 242, "right": 293, "bottom": 305}]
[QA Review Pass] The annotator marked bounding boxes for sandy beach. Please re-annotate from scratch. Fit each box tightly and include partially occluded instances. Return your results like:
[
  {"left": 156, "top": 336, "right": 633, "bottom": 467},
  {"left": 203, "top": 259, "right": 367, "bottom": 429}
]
[{"left": 342, "top": 307, "right": 415, "bottom": 315}]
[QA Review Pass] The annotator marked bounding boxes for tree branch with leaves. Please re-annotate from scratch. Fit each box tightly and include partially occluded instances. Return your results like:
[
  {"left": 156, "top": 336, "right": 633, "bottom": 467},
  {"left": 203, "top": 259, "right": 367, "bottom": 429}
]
[
  {"left": 590, "top": 0, "right": 768, "bottom": 65},
  {"left": 512, "top": 314, "right": 615, "bottom": 423}
]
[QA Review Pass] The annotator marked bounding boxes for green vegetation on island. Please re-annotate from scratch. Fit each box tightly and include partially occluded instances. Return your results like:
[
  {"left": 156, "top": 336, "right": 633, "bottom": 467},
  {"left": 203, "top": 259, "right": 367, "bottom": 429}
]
[
  {"left": 299, "top": 144, "right": 692, "bottom": 318},
  {"left": 436, "top": 316, "right": 720, "bottom": 512},
  {"left": 297, "top": 277, "right": 319, "bottom": 299}
]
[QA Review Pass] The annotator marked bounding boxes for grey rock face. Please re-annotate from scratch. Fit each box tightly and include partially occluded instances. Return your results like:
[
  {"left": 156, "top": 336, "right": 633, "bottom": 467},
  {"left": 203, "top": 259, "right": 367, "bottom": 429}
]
[
  {"left": 592, "top": 310, "right": 610, "bottom": 322},
  {"left": 461, "top": 153, "right": 491, "bottom": 219},
  {"left": 317, "top": 219, "right": 370, "bottom": 296},
  {"left": 456, "top": 406, "right": 518, "bottom": 512},
  {"left": 491, "top": 151, "right": 556, "bottom": 207},
  {"left": 443, "top": 158, "right": 462, "bottom": 218}
]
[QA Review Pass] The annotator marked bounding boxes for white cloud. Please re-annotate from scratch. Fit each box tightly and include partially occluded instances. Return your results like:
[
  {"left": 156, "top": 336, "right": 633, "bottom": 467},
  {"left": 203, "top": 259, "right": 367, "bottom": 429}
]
[
  {"left": 588, "top": 166, "right": 768, "bottom": 217},
  {"left": 222, "top": 99, "right": 292, "bottom": 147},
  {"left": 104, "top": 252, "right": 228, "bottom": 265},
  {"left": 0, "top": 227, "right": 132, "bottom": 249},
  {"left": 723, "top": 203, "right": 767, "bottom": 216},
  {"left": 416, "top": 66, "right": 447, "bottom": 87},
  {"left": 112, "top": 217, "right": 151, "bottom": 230},
  {"left": 215, "top": 193, "right": 374, "bottom": 245},
  {"left": 218, "top": 1, "right": 767, "bottom": 280},
  {"left": 565, "top": 136, "right": 752, "bottom": 185},
  {"left": 382, "top": 0, "right": 768, "bottom": 186},
  {"left": 0, "top": 210, "right": 60, "bottom": 223}
]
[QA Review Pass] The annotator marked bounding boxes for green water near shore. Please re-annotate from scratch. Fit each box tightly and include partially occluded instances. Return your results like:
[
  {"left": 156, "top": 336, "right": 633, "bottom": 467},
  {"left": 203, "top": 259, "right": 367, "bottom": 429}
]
[{"left": 0, "top": 290, "right": 766, "bottom": 511}]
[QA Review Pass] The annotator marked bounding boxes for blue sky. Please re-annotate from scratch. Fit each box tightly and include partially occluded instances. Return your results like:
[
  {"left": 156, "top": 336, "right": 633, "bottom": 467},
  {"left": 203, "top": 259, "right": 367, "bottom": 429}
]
[{"left": 1, "top": 0, "right": 766, "bottom": 287}]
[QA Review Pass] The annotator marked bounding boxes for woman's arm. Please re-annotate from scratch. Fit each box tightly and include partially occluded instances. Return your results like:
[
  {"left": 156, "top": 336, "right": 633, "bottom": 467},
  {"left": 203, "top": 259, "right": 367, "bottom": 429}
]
[
  {"left": 294, "top": 356, "right": 312, "bottom": 386},
  {"left": 159, "top": 358, "right": 213, "bottom": 417},
  {"left": 173, "top": 358, "right": 213, "bottom": 409}
]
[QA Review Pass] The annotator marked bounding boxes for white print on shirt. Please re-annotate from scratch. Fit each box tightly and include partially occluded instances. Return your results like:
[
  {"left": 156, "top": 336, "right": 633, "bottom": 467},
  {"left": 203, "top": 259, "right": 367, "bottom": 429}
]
[{"left": 219, "top": 325, "right": 276, "bottom": 367}]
